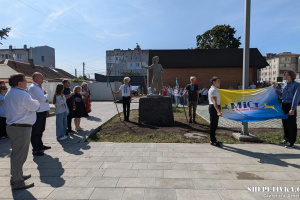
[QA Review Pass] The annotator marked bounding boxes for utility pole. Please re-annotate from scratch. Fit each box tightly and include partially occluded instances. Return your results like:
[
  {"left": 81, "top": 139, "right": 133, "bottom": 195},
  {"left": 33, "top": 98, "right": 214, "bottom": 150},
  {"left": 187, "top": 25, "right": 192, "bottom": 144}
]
[
  {"left": 75, "top": 69, "right": 77, "bottom": 77},
  {"left": 83, "top": 62, "right": 85, "bottom": 79}
]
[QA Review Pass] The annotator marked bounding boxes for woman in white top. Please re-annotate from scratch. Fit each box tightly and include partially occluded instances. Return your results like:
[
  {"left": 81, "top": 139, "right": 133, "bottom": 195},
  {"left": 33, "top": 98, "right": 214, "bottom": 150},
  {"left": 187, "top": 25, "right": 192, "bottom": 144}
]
[
  {"left": 208, "top": 76, "right": 222, "bottom": 147},
  {"left": 53, "top": 84, "right": 69, "bottom": 140},
  {"left": 112, "top": 77, "right": 132, "bottom": 121}
]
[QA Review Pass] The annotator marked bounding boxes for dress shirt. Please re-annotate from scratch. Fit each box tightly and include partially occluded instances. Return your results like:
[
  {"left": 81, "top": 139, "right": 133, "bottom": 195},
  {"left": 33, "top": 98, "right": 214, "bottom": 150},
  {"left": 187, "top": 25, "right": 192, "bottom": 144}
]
[
  {"left": 208, "top": 86, "right": 220, "bottom": 105},
  {"left": 120, "top": 84, "right": 131, "bottom": 97},
  {"left": 55, "top": 95, "right": 69, "bottom": 115},
  {"left": 277, "top": 81, "right": 300, "bottom": 110},
  {"left": 0, "top": 94, "right": 5, "bottom": 117},
  {"left": 5, "top": 87, "right": 40, "bottom": 125},
  {"left": 28, "top": 82, "right": 50, "bottom": 112}
]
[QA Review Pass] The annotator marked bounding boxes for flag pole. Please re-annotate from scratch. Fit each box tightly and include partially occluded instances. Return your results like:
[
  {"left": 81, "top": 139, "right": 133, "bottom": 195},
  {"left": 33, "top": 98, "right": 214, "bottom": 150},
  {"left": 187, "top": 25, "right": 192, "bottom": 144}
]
[{"left": 108, "top": 78, "right": 121, "bottom": 121}]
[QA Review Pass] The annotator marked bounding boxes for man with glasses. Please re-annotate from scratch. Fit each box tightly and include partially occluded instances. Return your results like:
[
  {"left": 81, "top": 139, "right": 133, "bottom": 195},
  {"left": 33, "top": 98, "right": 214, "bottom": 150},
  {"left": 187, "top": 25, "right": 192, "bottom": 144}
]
[
  {"left": 276, "top": 70, "right": 300, "bottom": 148},
  {"left": 5, "top": 73, "right": 40, "bottom": 189}
]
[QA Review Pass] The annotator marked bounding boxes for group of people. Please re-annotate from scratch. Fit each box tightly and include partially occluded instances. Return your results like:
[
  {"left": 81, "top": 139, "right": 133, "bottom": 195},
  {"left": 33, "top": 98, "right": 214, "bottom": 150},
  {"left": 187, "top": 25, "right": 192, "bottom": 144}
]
[
  {"left": 181, "top": 71, "right": 300, "bottom": 148},
  {"left": 1, "top": 70, "right": 300, "bottom": 190},
  {"left": 0, "top": 72, "right": 92, "bottom": 190},
  {"left": 147, "top": 85, "right": 209, "bottom": 106}
]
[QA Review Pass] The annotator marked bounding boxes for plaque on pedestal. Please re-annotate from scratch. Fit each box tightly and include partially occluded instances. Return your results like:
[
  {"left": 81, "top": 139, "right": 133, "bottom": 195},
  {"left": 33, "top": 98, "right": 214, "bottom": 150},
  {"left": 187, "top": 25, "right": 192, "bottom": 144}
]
[{"left": 139, "top": 96, "right": 174, "bottom": 126}]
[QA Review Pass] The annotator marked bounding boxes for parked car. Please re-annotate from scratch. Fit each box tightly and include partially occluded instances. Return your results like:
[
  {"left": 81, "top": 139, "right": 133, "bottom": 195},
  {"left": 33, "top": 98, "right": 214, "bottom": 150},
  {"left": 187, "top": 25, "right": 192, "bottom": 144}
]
[{"left": 131, "top": 86, "right": 141, "bottom": 96}]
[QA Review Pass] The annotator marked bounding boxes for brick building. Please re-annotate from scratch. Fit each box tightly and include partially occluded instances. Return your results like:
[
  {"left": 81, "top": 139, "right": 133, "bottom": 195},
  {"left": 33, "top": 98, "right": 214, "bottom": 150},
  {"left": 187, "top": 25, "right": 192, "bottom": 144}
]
[{"left": 147, "top": 48, "right": 268, "bottom": 89}]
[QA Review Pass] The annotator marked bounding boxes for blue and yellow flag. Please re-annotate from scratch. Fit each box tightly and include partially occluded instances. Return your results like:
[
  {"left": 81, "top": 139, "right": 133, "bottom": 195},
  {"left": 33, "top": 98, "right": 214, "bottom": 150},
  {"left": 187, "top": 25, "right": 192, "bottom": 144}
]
[{"left": 219, "top": 87, "right": 288, "bottom": 122}]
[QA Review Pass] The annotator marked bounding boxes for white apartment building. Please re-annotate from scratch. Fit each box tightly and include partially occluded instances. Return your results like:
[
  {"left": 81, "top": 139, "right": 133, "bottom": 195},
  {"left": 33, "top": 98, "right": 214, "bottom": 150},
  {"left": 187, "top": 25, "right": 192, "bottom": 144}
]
[
  {"left": 259, "top": 52, "right": 300, "bottom": 82},
  {"left": 0, "top": 45, "right": 55, "bottom": 68},
  {"left": 106, "top": 47, "right": 149, "bottom": 76}
]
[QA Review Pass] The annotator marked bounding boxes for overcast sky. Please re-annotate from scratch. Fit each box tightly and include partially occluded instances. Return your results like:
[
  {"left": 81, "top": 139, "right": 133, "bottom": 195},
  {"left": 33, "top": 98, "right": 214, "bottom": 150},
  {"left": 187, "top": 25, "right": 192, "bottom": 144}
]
[{"left": 1, "top": 0, "right": 299, "bottom": 77}]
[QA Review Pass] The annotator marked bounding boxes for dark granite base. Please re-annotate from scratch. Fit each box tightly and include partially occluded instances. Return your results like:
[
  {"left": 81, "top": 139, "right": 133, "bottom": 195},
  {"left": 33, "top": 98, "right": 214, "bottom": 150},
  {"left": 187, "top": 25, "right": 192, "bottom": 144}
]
[{"left": 139, "top": 96, "right": 174, "bottom": 126}]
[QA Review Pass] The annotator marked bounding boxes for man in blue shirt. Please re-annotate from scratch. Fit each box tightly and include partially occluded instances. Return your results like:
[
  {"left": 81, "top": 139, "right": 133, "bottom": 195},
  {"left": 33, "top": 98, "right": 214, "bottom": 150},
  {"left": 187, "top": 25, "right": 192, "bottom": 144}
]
[{"left": 276, "top": 70, "right": 300, "bottom": 148}]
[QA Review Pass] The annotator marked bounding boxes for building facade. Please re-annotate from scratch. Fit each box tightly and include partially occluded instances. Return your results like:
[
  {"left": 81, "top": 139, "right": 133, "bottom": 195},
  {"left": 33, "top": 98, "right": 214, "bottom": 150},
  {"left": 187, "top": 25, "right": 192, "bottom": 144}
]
[
  {"left": 258, "top": 52, "right": 300, "bottom": 82},
  {"left": 147, "top": 48, "right": 267, "bottom": 89},
  {"left": 106, "top": 48, "right": 149, "bottom": 76},
  {"left": 0, "top": 45, "right": 55, "bottom": 68}
]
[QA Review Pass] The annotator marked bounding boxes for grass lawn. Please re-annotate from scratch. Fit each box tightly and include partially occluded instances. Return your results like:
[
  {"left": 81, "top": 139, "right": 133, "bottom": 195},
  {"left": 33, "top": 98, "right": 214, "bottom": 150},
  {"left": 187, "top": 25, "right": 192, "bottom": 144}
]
[{"left": 87, "top": 107, "right": 299, "bottom": 144}]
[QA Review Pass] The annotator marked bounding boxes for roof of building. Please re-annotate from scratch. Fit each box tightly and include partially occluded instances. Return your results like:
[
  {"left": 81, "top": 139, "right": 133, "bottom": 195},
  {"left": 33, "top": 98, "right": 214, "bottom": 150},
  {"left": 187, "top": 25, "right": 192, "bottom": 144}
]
[
  {"left": 0, "top": 59, "right": 75, "bottom": 81},
  {"left": 148, "top": 48, "right": 269, "bottom": 69}
]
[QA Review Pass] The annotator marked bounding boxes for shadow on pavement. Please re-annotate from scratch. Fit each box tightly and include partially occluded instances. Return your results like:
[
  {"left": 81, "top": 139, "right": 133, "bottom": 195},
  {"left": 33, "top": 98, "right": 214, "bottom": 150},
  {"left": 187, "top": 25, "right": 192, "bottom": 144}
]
[
  {"left": 33, "top": 154, "right": 65, "bottom": 188},
  {"left": 222, "top": 144, "right": 300, "bottom": 169},
  {"left": 86, "top": 115, "right": 102, "bottom": 122},
  {"left": 58, "top": 131, "right": 91, "bottom": 155},
  {"left": 0, "top": 138, "right": 11, "bottom": 158},
  {"left": 12, "top": 189, "right": 36, "bottom": 199}
]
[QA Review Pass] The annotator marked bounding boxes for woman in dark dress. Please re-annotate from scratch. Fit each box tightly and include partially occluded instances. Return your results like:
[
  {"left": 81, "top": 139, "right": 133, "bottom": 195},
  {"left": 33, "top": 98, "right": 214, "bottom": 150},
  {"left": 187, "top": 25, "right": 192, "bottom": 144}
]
[{"left": 73, "top": 85, "right": 85, "bottom": 131}]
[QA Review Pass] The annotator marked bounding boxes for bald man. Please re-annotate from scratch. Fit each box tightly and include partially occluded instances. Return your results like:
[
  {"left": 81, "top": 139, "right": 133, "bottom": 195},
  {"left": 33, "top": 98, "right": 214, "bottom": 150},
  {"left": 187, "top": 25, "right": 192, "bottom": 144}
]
[{"left": 28, "top": 72, "right": 51, "bottom": 156}]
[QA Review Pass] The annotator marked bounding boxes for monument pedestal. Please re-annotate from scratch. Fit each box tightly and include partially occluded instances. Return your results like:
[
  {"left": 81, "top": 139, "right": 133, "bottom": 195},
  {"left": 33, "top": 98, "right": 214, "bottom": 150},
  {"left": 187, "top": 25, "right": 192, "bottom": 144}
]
[{"left": 139, "top": 95, "right": 174, "bottom": 126}]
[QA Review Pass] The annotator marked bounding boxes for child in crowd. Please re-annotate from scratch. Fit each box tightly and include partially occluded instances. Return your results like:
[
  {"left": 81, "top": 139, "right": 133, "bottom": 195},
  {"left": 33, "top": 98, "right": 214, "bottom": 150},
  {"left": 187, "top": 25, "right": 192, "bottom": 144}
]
[
  {"left": 73, "top": 85, "right": 85, "bottom": 130},
  {"left": 53, "top": 84, "right": 69, "bottom": 141},
  {"left": 0, "top": 84, "right": 8, "bottom": 139}
]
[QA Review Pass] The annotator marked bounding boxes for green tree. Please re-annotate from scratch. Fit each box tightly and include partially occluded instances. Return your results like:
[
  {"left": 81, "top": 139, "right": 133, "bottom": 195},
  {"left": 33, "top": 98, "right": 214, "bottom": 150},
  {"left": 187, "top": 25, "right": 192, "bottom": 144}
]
[
  {"left": 196, "top": 25, "right": 241, "bottom": 49},
  {"left": 0, "top": 27, "right": 11, "bottom": 45}
]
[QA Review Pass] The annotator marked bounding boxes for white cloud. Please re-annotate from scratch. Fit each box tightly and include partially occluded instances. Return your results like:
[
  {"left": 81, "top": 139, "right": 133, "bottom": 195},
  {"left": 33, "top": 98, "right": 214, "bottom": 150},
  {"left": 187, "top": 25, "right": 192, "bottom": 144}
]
[
  {"left": 39, "top": 5, "right": 74, "bottom": 31},
  {"left": 96, "top": 29, "right": 131, "bottom": 39}
]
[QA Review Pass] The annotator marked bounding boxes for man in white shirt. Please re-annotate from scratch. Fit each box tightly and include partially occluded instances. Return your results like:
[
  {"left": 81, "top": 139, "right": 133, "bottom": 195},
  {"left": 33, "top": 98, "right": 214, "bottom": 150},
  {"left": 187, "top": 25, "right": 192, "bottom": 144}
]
[
  {"left": 208, "top": 76, "right": 222, "bottom": 147},
  {"left": 28, "top": 72, "right": 50, "bottom": 156},
  {"left": 5, "top": 73, "right": 40, "bottom": 190},
  {"left": 112, "top": 77, "right": 132, "bottom": 121}
]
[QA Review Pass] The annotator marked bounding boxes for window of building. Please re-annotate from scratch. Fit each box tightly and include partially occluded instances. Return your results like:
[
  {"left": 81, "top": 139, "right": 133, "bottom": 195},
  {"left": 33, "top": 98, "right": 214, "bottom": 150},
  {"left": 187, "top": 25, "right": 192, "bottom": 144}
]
[
  {"left": 136, "top": 63, "right": 139, "bottom": 68},
  {"left": 41, "top": 56, "right": 45, "bottom": 62},
  {"left": 116, "top": 57, "right": 118, "bottom": 61},
  {"left": 5, "top": 54, "right": 9, "bottom": 59},
  {"left": 136, "top": 56, "right": 139, "bottom": 61},
  {"left": 122, "top": 64, "right": 125, "bottom": 67},
  {"left": 273, "top": 77, "right": 275, "bottom": 80},
  {"left": 131, "top": 57, "right": 133, "bottom": 61}
]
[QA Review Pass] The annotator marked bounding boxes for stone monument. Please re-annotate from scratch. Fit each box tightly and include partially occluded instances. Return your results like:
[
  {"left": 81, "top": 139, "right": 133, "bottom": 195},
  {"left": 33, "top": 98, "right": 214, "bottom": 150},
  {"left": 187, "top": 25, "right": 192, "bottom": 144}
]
[{"left": 139, "top": 56, "right": 174, "bottom": 126}]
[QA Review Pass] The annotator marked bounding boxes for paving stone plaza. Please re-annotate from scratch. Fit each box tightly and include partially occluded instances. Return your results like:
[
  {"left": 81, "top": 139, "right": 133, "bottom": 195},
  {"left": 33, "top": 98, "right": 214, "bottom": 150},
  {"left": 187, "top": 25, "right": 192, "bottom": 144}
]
[{"left": 0, "top": 102, "right": 300, "bottom": 200}]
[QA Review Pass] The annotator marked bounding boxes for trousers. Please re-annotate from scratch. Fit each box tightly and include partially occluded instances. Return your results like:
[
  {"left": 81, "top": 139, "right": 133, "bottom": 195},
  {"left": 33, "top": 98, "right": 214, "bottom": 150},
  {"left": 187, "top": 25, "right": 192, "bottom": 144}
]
[
  {"left": 31, "top": 111, "right": 47, "bottom": 151},
  {"left": 209, "top": 104, "right": 220, "bottom": 143},
  {"left": 123, "top": 97, "right": 130, "bottom": 119},
  {"left": 7, "top": 125, "right": 31, "bottom": 182},
  {"left": 188, "top": 101, "right": 197, "bottom": 120},
  {"left": 281, "top": 103, "right": 297, "bottom": 144}
]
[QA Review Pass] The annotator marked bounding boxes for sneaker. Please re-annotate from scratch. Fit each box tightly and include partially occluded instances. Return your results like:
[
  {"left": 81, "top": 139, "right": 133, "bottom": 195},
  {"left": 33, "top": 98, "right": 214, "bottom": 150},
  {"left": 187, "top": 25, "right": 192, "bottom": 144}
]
[
  {"left": 11, "top": 181, "right": 34, "bottom": 190},
  {"left": 41, "top": 145, "right": 51, "bottom": 150},
  {"left": 211, "top": 141, "right": 221, "bottom": 147},
  {"left": 189, "top": 119, "right": 192, "bottom": 123},
  {"left": 193, "top": 119, "right": 196, "bottom": 123},
  {"left": 10, "top": 174, "right": 31, "bottom": 185},
  {"left": 32, "top": 151, "right": 44, "bottom": 156},
  {"left": 280, "top": 140, "right": 288, "bottom": 145},
  {"left": 58, "top": 136, "right": 68, "bottom": 141},
  {"left": 285, "top": 142, "right": 294, "bottom": 148}
]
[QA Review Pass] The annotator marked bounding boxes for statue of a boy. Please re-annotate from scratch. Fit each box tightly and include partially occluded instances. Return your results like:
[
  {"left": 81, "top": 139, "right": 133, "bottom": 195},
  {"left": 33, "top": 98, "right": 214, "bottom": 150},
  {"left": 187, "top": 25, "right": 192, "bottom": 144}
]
[{"left": 142, "top": 56, "right": 164, "bottom": 95}]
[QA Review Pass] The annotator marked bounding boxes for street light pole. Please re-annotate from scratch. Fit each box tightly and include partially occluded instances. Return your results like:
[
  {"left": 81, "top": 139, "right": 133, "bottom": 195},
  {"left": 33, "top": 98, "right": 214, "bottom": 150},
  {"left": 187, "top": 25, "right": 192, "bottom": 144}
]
[{"left": 242, "top": 0, "right": 251, "bottom": 136}]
